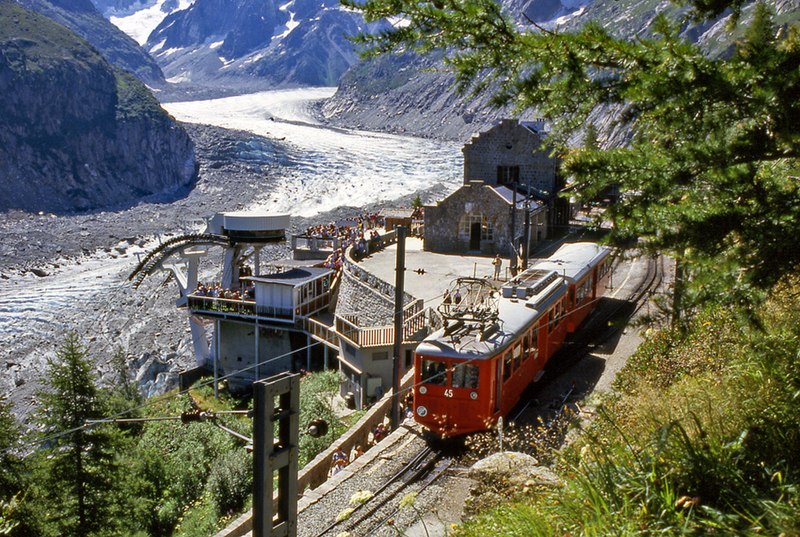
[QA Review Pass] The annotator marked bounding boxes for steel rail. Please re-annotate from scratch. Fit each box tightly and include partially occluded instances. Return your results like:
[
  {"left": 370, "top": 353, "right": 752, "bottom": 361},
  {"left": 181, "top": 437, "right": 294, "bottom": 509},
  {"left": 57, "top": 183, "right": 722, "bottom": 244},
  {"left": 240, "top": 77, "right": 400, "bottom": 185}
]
[
  {"left": 312, "top": 446, "right": 439, "bottom": 537},
  {"left": 509, "top": 252, "right": 661, "bottom": 424}
]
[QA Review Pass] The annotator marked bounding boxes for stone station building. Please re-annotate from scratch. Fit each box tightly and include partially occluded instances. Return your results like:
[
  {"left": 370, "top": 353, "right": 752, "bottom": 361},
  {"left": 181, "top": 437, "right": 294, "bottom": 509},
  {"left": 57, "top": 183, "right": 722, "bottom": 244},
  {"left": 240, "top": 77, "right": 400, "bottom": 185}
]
[{"left": 425, "top": 118, "right": 569, "bottom": 257}]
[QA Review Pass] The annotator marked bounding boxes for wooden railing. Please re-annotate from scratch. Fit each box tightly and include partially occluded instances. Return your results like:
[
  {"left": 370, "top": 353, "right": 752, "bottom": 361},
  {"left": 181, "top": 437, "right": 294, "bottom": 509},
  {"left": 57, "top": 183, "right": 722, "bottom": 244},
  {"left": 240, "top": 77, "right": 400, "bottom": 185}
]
[
  {"left": 305, "top": 317, "right": 339, "bottom": 349},
  {"left": 188, "top": 296, "right": 293, "bottom": 321},
  {"left": 296, "top": 294, "right": 329, "bottom": 317},
  {"left": 254, "top": 304, "right": 294, "bottom": 320},
  {"left": 335, "top": 299, "right": 428, "bottom": 348}
]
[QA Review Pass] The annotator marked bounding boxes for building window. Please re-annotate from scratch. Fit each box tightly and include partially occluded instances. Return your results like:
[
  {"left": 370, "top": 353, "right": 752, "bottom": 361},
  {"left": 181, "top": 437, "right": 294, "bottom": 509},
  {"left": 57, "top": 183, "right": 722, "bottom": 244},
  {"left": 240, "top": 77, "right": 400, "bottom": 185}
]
[
  {"left": 497, "top": 165, "right": 520, "bottom": 185},
  {"left": 459, "top": 214, "right": 493, "bottom": 241},
  {"left": 372, "top": 351, "right": 389, "bottom": 361}
]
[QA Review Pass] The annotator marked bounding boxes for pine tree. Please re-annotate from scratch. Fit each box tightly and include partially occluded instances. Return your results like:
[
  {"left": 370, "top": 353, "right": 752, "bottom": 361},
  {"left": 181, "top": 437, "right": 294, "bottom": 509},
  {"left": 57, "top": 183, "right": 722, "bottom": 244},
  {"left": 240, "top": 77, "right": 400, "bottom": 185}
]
[
  {"left": 34, "top": 334, "right": 119, "bottom": 537},
  {"left": 0, "top": 397, "right": 21, "bottom": 501},
  {"left": 347, "top": 0, "right": 800, "bottom": 316}
]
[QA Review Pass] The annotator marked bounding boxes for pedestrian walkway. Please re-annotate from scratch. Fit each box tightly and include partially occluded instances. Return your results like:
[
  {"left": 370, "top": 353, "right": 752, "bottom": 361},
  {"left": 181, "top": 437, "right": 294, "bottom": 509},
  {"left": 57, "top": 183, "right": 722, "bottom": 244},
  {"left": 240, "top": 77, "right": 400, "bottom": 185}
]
[{"left": 357, "top": 238, "right": 498, "bottom": 310}]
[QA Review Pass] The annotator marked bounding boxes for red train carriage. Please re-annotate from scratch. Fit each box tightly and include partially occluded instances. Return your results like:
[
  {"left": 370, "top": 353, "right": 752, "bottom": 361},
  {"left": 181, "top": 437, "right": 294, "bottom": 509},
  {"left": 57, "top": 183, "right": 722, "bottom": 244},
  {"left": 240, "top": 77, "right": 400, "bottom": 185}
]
[
  {"left": 531, "top": 243, "right": 614, "bottom": 333},
  {"left": 413, "top": 242, "right": 612, "bottom": 438}
]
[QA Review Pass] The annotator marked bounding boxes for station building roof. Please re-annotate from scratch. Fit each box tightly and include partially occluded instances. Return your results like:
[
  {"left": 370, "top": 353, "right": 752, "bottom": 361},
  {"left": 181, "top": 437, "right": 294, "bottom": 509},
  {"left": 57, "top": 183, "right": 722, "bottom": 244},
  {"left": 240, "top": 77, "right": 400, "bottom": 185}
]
[{"left": 244, "top": 267, "right": 332, "bottom": 286}]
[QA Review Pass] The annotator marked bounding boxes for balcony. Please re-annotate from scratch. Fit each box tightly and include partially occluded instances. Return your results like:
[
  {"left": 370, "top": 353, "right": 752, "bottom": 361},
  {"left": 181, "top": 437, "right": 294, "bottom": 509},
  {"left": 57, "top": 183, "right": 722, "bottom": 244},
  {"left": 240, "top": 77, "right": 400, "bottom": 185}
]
[
  {"left": 187, "top": 296, "right": 293, "bottom": 321},
  {"left": 335, "top": 299, "right": 428, "bottom": 348}
]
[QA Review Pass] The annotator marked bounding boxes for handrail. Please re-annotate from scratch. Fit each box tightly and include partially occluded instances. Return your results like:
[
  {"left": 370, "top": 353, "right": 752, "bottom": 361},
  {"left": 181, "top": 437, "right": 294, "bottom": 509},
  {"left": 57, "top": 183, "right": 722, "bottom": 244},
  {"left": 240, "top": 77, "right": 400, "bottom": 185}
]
[
  {"left": 187, "top": 295, "right": 294, "bottom": 320},
  {"left": 188, "top": 296, "right": 258, "bottom": 316},
  {"left": 335, "top": 300, "right": 428, "bottom": 348}
]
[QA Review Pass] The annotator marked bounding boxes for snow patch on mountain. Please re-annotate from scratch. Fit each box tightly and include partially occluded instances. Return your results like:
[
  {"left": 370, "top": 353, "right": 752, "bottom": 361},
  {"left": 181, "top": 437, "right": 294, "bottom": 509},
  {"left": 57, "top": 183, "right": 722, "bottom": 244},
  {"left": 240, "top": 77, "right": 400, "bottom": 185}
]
[
  {"left": 109, "top": 0, "right": 192, "bottom": 45},
  {"left": 522, "top": 0, "right": 592, "bottom": 27}
]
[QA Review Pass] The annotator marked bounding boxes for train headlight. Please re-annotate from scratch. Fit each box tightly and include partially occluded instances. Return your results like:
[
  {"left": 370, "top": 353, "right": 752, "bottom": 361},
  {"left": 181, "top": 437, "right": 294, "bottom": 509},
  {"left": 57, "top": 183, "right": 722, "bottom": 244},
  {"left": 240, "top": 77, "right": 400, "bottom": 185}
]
[
  {"left": 419, "top": 386, "right": 427, "bottom": 395},
  {"left": 470, "top": 391, "right": 478, "bottom": 400},
  {"left": 417, "top": 406, "right": 428, "bottom": 417}
]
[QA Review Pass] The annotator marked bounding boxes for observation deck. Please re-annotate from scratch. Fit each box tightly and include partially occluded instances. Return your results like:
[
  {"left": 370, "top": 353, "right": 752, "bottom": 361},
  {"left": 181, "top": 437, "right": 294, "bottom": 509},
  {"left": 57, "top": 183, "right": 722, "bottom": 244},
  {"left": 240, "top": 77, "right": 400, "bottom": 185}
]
[
  {"left": 187, "top": 267, "right": 333, "bottom": 325},
  {"left": 205, "top": 211, "right": 289, "bottom": 243}
]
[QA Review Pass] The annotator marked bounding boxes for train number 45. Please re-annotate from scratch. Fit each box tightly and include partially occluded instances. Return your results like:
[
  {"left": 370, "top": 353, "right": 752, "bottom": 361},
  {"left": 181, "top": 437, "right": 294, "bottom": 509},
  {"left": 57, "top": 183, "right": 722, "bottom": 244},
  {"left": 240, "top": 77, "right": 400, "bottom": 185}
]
[{"left": 444, "top": 389, "right": 454, "bottom": 398}]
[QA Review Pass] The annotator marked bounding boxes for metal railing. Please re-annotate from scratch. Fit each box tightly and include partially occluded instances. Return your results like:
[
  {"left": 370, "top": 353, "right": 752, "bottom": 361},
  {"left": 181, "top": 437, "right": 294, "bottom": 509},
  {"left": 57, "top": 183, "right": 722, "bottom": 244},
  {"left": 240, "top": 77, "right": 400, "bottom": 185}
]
[
  {"left": 188, "top": 296, "right": 257, "bottom": 316},
  {"left": 188, "top": 296, "right": 293, "bottom": 320}
]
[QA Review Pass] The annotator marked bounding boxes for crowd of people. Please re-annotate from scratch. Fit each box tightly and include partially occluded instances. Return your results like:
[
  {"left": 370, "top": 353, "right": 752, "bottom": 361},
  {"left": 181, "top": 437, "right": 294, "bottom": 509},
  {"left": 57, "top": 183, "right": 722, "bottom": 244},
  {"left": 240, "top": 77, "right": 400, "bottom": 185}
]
[
  {"left": 353, "top": 229, "right": 382, "bottom": 260},
  {"left": 304, "top": 212, "right": 383, "bottom": 241},
  {"left": 314, "top": 212, "right": 387, "bottom": 269},
  {"left": 322, "top": 248, "right": 345, "bottom": 270},
  {"left": 193, "top": 281, "right": 255, "bottom": 301}
]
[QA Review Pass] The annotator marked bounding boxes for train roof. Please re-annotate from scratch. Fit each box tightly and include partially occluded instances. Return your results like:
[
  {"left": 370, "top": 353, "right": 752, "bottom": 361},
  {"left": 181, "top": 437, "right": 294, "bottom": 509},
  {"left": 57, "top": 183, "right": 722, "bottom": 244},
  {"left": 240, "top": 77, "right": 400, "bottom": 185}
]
[
  {"left": 417, "top": 273, "right": 567, "bottom": 361},
  {"left": 528, "top": 242, "right": 610, "bottom": 283},
  {"left": 416, "top": 242, "right": 611, "bottom": 362}
]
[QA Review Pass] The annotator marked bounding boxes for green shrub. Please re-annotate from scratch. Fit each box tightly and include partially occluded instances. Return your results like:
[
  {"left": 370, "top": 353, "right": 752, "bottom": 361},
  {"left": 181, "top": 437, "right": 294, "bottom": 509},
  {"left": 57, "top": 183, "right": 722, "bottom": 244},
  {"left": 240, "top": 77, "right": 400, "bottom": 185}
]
[
  {"left": 208, "top": 450, "right": 252, "bottom": 516},
  {"left": 456, "top": 291, "right": 800, "bottom": 536}
]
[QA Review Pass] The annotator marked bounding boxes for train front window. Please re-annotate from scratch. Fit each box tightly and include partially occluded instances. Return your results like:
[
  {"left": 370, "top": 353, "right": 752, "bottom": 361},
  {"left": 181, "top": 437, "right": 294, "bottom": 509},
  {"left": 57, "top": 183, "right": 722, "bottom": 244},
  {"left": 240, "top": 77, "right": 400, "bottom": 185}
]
[
  {"left": 452, "top": 363, "right": 479, "bottom": 389},
  {"left": 422, "top": 359, "right": 447, "bottom": 385}
]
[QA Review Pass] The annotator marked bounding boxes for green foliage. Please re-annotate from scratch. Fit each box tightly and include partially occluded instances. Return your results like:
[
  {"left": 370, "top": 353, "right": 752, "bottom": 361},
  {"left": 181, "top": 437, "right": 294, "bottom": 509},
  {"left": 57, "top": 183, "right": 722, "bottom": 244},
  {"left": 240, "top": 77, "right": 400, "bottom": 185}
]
[
  {"left": 454, "top": 287, "right": 800, "bottom": 535},
  {"left": 114, "top": 68, "right": 169, "bottom": 122},
  {"left": 0, "top": 496, "right": 18, "bottom": 536},
  {"left": 0, "top": 398, "right": 22, "bottom": 500},
  {"left": 13, "top": 354, "right": 345, "bottom": 536},
  {"left": 172, "top": 490, "right": 228, "bottom": 537},
  {"left": 31, "top": 333, "right": 123, "bottom": 537},
  {"left": 347, "top": 0, "right": 800, "bottom": 315},
  {"left": 120, "top": 392, "right": 240, "bottom": 535},
  {"left": 207, "top": 449, "right": 252, "bottom": 516},
  {"left": 299, "top": 371, "right": 349, "bottom": 466},
  {"left": 0, "top": 2, "right": 107, "bottom": 74}
]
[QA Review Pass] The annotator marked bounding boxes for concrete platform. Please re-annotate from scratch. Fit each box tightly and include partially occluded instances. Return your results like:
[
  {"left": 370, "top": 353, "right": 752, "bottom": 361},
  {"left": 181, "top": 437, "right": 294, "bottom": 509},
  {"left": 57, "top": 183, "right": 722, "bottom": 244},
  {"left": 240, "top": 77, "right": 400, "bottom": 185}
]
[{"left": 356, "top": 237, "right": 505, "bottom": 309}]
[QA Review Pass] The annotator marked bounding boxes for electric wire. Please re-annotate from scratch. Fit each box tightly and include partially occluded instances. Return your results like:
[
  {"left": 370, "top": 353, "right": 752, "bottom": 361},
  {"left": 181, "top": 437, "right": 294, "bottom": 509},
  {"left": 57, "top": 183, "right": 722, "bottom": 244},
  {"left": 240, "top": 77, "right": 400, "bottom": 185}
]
[{"left": 6, "top": 234, "right": 620, "bottom": 456}]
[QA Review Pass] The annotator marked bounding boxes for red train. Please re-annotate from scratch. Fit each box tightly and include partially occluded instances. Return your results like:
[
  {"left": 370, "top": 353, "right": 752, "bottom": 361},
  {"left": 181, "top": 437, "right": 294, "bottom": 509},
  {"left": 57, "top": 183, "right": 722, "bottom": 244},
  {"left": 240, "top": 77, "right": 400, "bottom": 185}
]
[{"left": 413, "top": 242, "right": 613, "bottom": 438}]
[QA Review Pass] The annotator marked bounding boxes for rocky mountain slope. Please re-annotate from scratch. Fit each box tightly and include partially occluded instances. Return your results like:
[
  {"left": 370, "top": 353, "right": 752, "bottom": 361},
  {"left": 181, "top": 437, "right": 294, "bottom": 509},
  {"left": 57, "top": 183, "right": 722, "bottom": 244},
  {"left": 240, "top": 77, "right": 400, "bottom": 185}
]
[
  {"left": 319, "top": 52, "right": 522, "bottom": 142},
  {"left": 321, "top": 0, "right": 800, "bottom": 142},
  {"left": 0, "top": 1, "right": 196, "bottom": 213},
  {"left": 145, "top": 0, "right": 385, "bottom": 87},
  {"left": 17, "top": 0, "right": 165, "bottom": 85}
]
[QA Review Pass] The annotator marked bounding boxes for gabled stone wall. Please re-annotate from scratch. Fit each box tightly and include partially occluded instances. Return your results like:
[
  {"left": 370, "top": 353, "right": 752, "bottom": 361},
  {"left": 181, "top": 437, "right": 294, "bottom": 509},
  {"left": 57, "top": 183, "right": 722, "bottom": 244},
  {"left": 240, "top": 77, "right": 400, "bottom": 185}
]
[
  {"left": 424, "top": 182, "right": 516, "bottom": 255},
  {"left": 462, "top": 119, "right": 558, "bottom": 196}
]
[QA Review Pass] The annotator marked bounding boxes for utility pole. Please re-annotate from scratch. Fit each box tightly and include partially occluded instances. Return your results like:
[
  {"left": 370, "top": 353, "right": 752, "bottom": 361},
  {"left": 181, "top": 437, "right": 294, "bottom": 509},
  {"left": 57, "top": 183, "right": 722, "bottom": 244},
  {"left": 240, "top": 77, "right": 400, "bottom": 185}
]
[
  {"left": 522, "top": 199, "right": 531, "bottom": 270},
  {"left": 253, "top": 372, "right": 300, "bottom": 537},
  {"left": 391, "top": 226, "right": 407, "bottom": 430},
  {"left": 510, "top": 188, "right": 518, "bottom": 276}
]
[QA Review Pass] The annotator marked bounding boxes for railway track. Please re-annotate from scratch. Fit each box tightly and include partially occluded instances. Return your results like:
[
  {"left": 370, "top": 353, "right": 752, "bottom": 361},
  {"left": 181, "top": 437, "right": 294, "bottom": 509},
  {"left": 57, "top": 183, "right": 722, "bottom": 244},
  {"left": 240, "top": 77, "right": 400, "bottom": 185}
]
[
  {"left": 466, "top": 252, "right": 663, "bottom": 459},
  {"left": 311, "top": 445, "right": 452, "bottom": 537}
]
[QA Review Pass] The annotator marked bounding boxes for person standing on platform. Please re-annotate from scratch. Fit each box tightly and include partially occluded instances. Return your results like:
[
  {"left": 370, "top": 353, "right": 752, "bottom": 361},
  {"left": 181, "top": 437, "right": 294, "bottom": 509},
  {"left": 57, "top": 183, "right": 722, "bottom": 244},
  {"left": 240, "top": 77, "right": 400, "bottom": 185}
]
[{"left": 493, "top": 254, "right": 503, "bottom": 280}]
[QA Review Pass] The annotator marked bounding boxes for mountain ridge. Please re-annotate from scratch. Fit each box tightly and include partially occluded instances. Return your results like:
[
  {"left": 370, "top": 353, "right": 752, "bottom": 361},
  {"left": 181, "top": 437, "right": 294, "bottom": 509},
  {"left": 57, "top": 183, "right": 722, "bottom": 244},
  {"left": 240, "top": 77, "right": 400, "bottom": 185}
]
[
  {"left": 18, "top": 0, "right": 165, "bottom": 85},
  {"left": 0, "top": 0, "right": 197, "bottom": 214}
]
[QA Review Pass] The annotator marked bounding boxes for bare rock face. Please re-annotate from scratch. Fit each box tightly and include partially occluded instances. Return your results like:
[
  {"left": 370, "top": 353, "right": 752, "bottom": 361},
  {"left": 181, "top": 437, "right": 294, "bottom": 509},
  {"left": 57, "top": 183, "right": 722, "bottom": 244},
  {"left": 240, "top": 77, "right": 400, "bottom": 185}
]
[
  {"left": 18, "top": 0, "right": 165, "bottom": 86},
  {"left": 320, "top": 52, "right": 517, "bottom": 143},
  {"left": 469, "top": 451, "right": 560, "bottom": 488},
  {"left": 0, "top": 1, "right": 197, "bottom": 214},
  {"left": 145, "top": 0, "right": 382, "bottom": 88}
]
